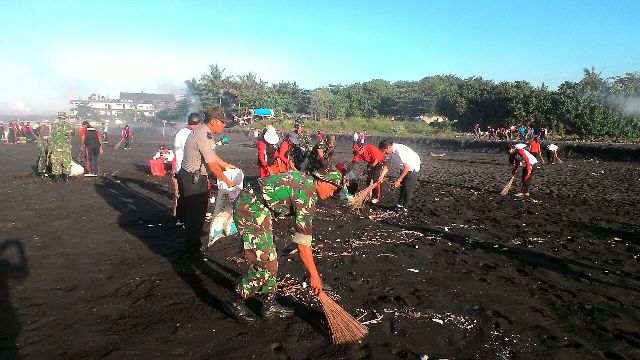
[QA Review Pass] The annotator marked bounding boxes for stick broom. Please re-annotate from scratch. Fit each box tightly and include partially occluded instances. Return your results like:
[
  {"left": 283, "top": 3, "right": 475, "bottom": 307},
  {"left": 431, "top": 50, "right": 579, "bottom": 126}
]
[
  {"left": 500, "top": 175, "right": 516, "bottom": 196},
  {"left": 318, "top": 292, "right": 368, "bottom": 344}
]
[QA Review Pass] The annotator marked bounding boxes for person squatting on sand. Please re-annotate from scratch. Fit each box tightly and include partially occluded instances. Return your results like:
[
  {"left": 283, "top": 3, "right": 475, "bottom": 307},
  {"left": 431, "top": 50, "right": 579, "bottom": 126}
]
[
  {"left": 379, "top": 140, "right": 421, "bottom": 211},
  {"left": 48, "top": 112, "right": 75, "bottom": 182},
  {"left": 344, "top": 143, "right": 387, "bottom": 204},
  {"left": 508, "top": 143, "right": 538, "bottom": 197},
  {"left": 222, "top": 169, "right": 345, "bottom": 323},
  {"left": 80, "top": 121, "right": 104, "bottom": 177},
  {"left": 176, "top": 107, "right": 236, "bottom": 260},
  {"left": 173, "top": 113, "right": 202, "bottom": 225},
  {"left": 305, "top": 134, "right": 336, "bottom": 173}
]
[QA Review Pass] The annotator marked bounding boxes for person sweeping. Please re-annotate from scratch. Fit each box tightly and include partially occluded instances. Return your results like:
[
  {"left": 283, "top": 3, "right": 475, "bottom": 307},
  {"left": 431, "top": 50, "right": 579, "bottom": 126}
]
[
  {"left": 343, "top": 143, "right": 387, "bottom": 204},
  {"left": 222, "top": 169, "right": 344, "bottom": 323},
  {"left": 508, "top": 143, "right": 538, "bottom": 197}
]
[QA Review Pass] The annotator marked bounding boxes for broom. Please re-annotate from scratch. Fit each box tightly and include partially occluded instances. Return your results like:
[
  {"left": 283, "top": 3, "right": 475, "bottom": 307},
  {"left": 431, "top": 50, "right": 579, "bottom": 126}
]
[
  {"left": 500, "top": 175, "right": 516, "bottom": 196},
  {"left": 348, "top": 182, "right": 378, "bottom": 210},
  {"left": 318, "top": 292, "right": 368, "bottom": 344}
]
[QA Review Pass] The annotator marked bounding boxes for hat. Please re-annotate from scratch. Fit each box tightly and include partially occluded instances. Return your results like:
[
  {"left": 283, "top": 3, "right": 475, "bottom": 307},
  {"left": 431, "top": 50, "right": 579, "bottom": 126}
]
[
  {"left": 264, "top": 125, "right": 279, "bottom": 145},
  {"left": 287, "top": 131, "right": 299, "bottom": 145},
  {"left": 57, "top": 112, "right": 68, "bottom": 119},
  {"left": 294, "top": 120, "right": 304, "bottom": 128},
  {"left": 203, "top": 107, "right": 227, "bottom": 124},
  {"left": 312, "top": 167, "right": 343, "bottom": 187},
  {"left": 352, "top": 143, "right": 361, "bottom": 152}
]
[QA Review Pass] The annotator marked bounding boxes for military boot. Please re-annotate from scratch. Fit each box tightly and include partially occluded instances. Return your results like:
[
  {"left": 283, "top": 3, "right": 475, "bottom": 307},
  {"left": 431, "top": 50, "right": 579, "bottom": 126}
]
[
  {"left": 222, "top": 294, "right": 257, "bottom": 324},
  {"left": 261, "top": 293, "right": 295, "bottom": 319}
]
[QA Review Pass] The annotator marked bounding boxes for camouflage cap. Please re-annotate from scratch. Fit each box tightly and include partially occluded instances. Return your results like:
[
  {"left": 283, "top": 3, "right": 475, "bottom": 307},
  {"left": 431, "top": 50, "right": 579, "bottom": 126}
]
[
  {"left": 312, "top": 167, "right": 343, "bottom": 187},
  {"left": 57, "top": 112, "right": 68, "bottom": 119}
]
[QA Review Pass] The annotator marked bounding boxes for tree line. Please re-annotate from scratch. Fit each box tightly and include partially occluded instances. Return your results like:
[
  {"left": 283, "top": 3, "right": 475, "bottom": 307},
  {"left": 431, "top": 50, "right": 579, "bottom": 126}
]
[{"left": 158, "top": 65, "right": 640, "bottom": 140}]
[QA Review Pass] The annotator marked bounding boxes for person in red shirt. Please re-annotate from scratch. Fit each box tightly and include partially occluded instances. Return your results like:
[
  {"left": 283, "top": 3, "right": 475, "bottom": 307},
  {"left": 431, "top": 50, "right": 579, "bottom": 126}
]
[
  {"left": 257, "top": 125, "right": 282, "bottom": 178},
  {"left": 277, "top": 133, "right": 298, "bottom": 171},
  {"left": 508, "top": 143, "right": 538, "bottom": 197},
  {"left": 344, "top": 143, "right": 388, "bottom": 203}
]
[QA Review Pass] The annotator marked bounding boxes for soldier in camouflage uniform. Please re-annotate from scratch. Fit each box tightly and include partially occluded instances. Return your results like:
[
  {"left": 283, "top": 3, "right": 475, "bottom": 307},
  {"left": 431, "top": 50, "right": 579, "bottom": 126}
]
[
  {"left": 290, "top": 121, "right": 311, "bottom": 170},
  {"left": 36, "top": 134, "right": 50, "bottom": 177},
  {"left": 222, "top": 169, "right": 344, "bottom": 323},
  {"left": 49, "top": 112, "right": 74, "bottom": 181},
  {"left": 305, "top": 134, "right": 336, "bottom": 174}
]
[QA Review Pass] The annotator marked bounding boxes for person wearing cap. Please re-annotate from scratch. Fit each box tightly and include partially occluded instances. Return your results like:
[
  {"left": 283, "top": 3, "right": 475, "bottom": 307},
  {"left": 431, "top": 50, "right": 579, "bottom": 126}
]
[
  {"left": 508, "top": 142, "right": 538, "bottom": 197},
  {"left": 173, "top": 113, "right": 202, "bottom": 226},
  {"left": 177, "top": 107, "right": 236, "bottom": 260},
  {"left": 256, "top": 125, "right": 282, "bottom": 178},
  {"left": 344, "top": 143, "right": 388, "bottom": 204},
  {"left": 379, "top": 140, "right": 421, "bottom": 211},
  {"left": 49, "top": 112, "right": 75, "bottom": 182},
  {"left": 223, "top": 169, "right": 344, "bottom": 323},
  {"left": 305, "top": 134, "right": 336, "bottom": 174}
]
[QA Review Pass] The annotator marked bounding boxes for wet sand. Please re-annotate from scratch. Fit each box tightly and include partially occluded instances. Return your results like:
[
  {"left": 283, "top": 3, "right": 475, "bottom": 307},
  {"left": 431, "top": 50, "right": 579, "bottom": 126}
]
[{"left": 1, "top": 128, "right": 639, "bottom": 359}]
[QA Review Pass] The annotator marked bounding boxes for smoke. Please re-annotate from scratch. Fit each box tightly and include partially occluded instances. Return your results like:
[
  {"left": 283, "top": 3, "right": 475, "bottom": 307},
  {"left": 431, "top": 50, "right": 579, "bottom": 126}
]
[
  {"left": 183, "top": 87, "right": 202, "bottom": 115},
  {"left": 606, "top": 95, "right": 640, "bottom": 116}
]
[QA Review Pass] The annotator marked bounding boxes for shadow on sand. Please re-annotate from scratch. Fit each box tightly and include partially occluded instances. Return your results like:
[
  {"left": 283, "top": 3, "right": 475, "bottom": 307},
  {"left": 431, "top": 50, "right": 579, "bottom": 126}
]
[{"left": 0, "top": 239, "right": 28, "bottom": 360}]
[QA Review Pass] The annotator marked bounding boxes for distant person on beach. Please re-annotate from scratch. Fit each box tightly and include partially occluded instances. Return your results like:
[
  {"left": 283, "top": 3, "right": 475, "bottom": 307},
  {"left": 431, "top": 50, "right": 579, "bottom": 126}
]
[
  {"left": 222, "top": 169, "right": 344, "bottom": 323},
  {"left": 316, "top": 130, "right": 324, "bottom": 143},
  {"left": 121, "top": 125, "right": 133, "bottom": 150},
  {"left": 153, "top": 145, "right": 175, "bottom": 170},
  {"left": 379, "top": 140, "right": 421, "bottom": 212},
  {"left": 353, "top": 131, "right": 358, "bottom": 144},
  {"left": 80, "top": 122, "right": 104, "bottom": 177},
  {"left": 508, "top": 143, "right": 538, "bottom": 197},
  {"left": 358, "top": 130, "right": 366, "bottom": 145},
  {"left": 344, "top": 143, "right": 387, "bottom": 204},
  {"left": 101, "top": 123, "right": 109, "bottom": 144},
  {"left": 173, "top": 113, "right": 202, "bottom": 226},
  {"left": 177, "top": 107, "right": 235, "bottom": 260},
  {"left": 546, "top": 143, "right": 561, "bottom": 164},
  {"left": 528, "top": 136, "right": 545, "bottom": 164}
]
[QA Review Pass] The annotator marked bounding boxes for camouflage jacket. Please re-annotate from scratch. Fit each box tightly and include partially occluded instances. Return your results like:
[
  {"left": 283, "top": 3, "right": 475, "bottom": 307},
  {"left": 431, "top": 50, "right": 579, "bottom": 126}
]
[
  {"left": 258, "top": 171, "right": 317, "bottom": 246},
  {"left": 305, "top": 140, "right": 334, "bottom": 173},
  {"left": 49, "top": 120, "right": 74, "bottom": 149},
  {"left": 297, "top": 132, "right": 312, "bottom": 153}
]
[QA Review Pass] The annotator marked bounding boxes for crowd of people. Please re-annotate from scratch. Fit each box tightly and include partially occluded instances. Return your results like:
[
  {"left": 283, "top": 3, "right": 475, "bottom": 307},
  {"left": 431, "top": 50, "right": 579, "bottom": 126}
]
[
  {"left": 167, "top": 107, "right": 426, "bottom": 323},
  {"left": 473, "top": 123, "right": 551, "bottom": 142}
]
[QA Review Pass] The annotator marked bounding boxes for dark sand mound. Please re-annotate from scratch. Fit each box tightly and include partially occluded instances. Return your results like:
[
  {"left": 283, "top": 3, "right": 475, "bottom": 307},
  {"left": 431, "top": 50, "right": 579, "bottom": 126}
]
[{"left": 1, "top": 129, "right": 639, "bottom": 359}]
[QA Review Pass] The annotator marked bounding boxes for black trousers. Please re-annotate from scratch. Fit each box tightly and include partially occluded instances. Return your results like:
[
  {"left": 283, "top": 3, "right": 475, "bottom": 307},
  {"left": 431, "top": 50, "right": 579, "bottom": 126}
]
[
  {"left": 86, "top": 145, "right": 100, "bottom": 174},
  {"left": 176, "top": 169, "right": 209, "bottom": 255},
  {"left": 366, "top": 163, "right": 384, "bottom": 201},
  {"left": 398, "top": 171, "right": 419, "bottom": 207}
]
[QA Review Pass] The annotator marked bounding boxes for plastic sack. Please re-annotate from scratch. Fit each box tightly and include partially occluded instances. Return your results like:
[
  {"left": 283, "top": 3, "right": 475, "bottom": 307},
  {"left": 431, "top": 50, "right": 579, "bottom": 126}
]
[
  {"left": 149, "top": 158, "right": 166, "bottom": 176},
  {"left": 70, "top": 161, "right": 85, "bottom": 176},
  {"left": 207, "top": 168, "right": 244, "bottom": 246}
]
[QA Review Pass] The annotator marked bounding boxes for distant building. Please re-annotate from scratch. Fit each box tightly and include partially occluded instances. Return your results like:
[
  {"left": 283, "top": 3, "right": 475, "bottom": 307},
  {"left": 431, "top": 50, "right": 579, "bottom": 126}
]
[{"left": 69, "top": 92, "right": 176, "bottom": 120}]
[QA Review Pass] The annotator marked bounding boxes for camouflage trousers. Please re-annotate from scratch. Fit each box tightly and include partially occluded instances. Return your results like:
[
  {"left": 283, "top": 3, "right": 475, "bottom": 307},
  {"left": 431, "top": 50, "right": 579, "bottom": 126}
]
[
  {"left": 233, "top": 187, "right": 278, "bottom": 298},
  {"left": 37, "top": 140, "right": 49, "bottom": 173},
  {"left": 50, "top": 147, "right": 72, "bottom": 175}
]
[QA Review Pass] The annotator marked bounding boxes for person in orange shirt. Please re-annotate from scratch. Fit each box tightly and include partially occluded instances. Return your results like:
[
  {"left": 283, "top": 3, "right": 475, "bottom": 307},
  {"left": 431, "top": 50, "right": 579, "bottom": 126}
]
[
  {"left": 528, "top": 136, "right": 545, "bottom": 164},
  {"left": 277, "top": 132, "right": 298, "bottom": 171}
]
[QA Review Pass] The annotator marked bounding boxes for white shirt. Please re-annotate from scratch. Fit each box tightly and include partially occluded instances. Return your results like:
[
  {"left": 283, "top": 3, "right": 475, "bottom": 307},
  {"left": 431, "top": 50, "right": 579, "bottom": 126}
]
[
  {"left": 153, "top": 149, "right": 175, "bottom": 163},
  {"left": 516, "top": 149, "right": 538, "bottom": 166},
  {"left": 174, "top": 127, "right": 192, "bottom": 173},
  {"left": 547, "top": 144, "right": 558, "bottom": 151},
  {"left": 514, "top": 143, "right": 527, "bottom": 149},
  {"left": 353, "top": 132, "right": 358, "bottom": 142},
  {"left": 386, "top": 143, "right": 421, "bottom": 172}
]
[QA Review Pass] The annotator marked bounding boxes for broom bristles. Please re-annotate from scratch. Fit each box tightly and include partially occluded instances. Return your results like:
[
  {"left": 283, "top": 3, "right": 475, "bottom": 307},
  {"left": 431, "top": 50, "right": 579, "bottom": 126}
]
[
  {"left": 349, "top": 182, "right": 378, "bottom": 210},
  {"left": 500, "top": 175, "right": 515, "bottom": 196},
  {"left": 319, "top": 292, "right": 368, "bottom": 344}
]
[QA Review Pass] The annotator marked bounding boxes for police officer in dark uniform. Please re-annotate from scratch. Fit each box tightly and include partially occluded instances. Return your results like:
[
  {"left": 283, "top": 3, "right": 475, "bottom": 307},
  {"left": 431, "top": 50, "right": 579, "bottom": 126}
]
[{"left": 176, "top": 107, "right": 236, "bottom": 260}]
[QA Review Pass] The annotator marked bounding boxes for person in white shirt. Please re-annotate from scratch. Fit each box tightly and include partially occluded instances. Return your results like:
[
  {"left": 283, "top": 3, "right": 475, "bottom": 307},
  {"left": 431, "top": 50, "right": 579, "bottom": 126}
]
[
  {"left": 352, "top": 131, "right": 358, "bottom": 144},
  {"left": 379, "top": 140, "right": 421, "bottom": 211},
  {"left": 508, "top": 143, "right": 538, "bottom": 197},
  {"left": 153, "top": 145, "right": 175, "bottom": 165},
  {"left": 546, "top": 144, "right": 562, "bottom": 164},
  {"left": 173, "top": 113, "right": 202, "bottom": 226}
]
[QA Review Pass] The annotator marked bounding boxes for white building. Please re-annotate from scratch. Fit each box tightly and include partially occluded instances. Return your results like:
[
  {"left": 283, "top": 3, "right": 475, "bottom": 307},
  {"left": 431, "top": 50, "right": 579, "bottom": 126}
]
[{"left": 69, "top": 92, "right": 175, "bottom": 119}]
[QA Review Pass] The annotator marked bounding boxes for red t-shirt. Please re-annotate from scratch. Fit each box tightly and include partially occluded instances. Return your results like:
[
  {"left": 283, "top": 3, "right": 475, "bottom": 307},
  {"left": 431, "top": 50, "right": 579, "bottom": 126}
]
[{"left": 352, "top": 144, "right": 385, "bottom": 166}]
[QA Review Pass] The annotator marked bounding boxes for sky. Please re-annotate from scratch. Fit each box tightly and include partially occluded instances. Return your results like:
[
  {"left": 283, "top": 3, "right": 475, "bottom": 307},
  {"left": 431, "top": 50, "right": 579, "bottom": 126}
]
[{"left": 0, "top": 0, "right": 638, "bottom": 116}]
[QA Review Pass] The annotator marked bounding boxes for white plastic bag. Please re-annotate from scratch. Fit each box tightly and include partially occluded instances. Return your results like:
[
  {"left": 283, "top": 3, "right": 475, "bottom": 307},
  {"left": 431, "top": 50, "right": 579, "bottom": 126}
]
[
  {"left": 207, "top": 168, "right": 244, "bottom": 246},
  {"left": 70, "top": 161, "right": 85, "bottom": 176}
]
